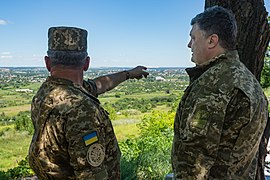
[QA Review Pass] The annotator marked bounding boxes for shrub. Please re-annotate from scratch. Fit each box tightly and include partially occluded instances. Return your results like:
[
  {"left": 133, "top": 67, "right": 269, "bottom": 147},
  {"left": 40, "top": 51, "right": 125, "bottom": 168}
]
[
  {"left": 14, "top": 111, "right": 34, "bottom": 134},
  {"left": 0, "top": 157, "right": 34, "bottom": 179},
  {"left": 103, "top": 103, "right": 117, "bottom": 120},
  {"left": 120, "top": 111, "right": 174, "bottom": 179}
]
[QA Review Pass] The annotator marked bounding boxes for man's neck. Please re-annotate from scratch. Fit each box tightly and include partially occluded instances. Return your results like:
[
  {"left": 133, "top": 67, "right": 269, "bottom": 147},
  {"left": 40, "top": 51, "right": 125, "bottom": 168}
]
[
  {"left": 199, "top": 47, "right": 227, "bottom": 66},
  {"left": 50, "top": 67, "right": 84, "bottom": 86}
]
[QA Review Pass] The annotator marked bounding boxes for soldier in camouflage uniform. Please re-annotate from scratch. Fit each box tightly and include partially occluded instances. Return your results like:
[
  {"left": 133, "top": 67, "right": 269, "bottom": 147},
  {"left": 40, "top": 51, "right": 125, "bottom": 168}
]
[
  {"left": 171, "top": 6, "right": 268, "bottom": 179},
  {"left": 28, "top": 26, "right": 148, "bottom": 179}
]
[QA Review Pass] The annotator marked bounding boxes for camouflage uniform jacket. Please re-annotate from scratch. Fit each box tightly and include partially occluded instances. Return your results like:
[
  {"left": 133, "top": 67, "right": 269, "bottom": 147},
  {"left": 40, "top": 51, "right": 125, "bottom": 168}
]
[
  {"left": 172, "top": 50, "right": 268, "bottom": 180},
  {"left": 29, "top": 76, "right": 121, "bottom": 180}
]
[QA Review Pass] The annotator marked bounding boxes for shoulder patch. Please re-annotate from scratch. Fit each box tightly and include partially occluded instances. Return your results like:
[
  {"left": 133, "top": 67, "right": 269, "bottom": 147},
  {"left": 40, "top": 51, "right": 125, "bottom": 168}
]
[
  {"left": 83, "top": 131, "right": 98, "bottom": 146},
  {"left": 87, "top": 143, "right": 105, "bottom": 167}
]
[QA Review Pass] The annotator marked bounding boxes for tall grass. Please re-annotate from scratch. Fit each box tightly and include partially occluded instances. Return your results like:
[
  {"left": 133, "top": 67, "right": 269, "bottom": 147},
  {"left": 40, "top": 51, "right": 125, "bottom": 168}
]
[{"left": 0, "top": 130, "right": 32, "bottom": 171}]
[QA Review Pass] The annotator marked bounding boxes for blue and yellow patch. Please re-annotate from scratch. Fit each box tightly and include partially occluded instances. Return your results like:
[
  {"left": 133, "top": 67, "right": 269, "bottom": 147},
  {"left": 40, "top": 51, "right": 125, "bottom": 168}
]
[{"left": 83, "top": 131, "right": 98, "bottom": 146}]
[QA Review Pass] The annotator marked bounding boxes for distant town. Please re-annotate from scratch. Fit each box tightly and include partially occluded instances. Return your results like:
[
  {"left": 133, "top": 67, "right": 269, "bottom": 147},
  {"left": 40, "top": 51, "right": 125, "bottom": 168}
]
[{"left": 0, "top": 66, "right": 189, "bottom": 87}]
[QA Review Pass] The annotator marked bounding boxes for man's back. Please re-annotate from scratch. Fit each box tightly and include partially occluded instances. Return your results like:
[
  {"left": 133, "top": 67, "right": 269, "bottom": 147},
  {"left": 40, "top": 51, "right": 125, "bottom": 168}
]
[{"left": 29, "top": 76, "right": 120, "bottom": 179}]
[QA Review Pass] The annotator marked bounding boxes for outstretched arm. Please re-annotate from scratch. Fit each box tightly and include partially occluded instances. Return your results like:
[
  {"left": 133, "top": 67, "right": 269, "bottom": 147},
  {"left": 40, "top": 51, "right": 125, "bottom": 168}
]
[{"left": 93, "top": 65, "right": 149, "bottom": 95}]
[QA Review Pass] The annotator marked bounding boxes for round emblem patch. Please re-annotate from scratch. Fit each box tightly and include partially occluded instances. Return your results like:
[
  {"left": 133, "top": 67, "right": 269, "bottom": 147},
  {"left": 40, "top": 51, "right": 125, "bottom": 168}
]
[{"left": 86, "top": 143, "right": 105, "bottom": 167}]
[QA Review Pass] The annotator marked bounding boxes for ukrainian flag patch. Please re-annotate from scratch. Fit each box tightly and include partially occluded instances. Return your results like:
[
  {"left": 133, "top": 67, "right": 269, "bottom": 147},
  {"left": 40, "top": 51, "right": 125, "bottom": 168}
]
[{"left": 83, "top": 131, "right": 98, "bottom": 146}]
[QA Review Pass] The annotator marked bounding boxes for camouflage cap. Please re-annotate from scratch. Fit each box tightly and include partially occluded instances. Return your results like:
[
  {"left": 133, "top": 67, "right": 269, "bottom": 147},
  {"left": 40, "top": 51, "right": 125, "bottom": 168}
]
[{"left": 48, "top": 26, "right": 87, "bottom": 52}]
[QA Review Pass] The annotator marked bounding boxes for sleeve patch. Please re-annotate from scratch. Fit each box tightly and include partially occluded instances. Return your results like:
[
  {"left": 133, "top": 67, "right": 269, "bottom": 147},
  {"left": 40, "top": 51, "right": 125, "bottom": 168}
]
[
  {"left": 83, "top": 131, "right": 98, "bottom": 146},
  {"left": 188, "top": 107, "right": 211, "bottom": 136},
  {"left": 190, "top": 110, "right": 209, "bottom": 130}
]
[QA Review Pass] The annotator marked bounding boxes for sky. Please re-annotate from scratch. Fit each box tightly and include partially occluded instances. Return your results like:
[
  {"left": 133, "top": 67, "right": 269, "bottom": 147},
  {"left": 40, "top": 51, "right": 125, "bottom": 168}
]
[{"left": 0, "top": 0, "right": 270, "bottom": 68}]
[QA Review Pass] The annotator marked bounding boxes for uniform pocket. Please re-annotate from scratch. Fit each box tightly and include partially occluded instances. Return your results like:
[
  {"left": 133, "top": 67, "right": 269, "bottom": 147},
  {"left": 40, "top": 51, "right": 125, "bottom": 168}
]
[{"left": 187, "top": 103, "right": 211, "bottom": 136}]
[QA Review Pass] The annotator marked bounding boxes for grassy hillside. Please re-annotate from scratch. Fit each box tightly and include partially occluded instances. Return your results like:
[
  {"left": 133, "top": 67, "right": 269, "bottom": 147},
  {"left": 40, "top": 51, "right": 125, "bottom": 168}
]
[
  {"left": 0, "top": 123, "right": 141, "bottom": 171},
  {"left": 0, "top": 129, "right": 31, "bottom": 170}
]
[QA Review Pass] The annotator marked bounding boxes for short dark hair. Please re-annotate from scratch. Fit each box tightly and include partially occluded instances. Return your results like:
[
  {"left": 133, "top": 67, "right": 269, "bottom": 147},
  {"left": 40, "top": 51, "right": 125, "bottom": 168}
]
[
  {"left": 191, "top": 6, "right": 237, "bottom": 50},
  {"left": 47, "top": 51, "right": 87, "bottom": 67}
]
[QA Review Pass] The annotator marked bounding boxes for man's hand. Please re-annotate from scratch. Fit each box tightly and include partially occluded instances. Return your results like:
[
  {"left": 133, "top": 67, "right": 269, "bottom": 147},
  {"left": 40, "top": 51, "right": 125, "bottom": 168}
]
[{"left": 128, "top": 66, "right": 149, "bottom": 80}]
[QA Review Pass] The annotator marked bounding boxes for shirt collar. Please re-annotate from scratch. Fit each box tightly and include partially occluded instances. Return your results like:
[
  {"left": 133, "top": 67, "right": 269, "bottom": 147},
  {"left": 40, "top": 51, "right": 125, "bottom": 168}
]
[
  {"left": 46, "top": 76, "right": 100, "bottom": 104},
  {"left": 186, "top": 50, "right": 239, "bottom": 83}
]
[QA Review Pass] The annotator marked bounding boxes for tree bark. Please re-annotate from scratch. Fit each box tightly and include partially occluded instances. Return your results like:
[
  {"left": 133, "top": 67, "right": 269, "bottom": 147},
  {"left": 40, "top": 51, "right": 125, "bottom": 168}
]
[{"left": 204, "top": 1, "right": 270, "bottom": 179}]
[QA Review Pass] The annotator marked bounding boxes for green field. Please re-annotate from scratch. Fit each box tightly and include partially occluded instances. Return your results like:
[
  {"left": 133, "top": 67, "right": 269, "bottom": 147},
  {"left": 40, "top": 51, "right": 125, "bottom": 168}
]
[
  {"left": 0, "top": 129, "right": 31, "bottom": 170},
  {"left": 0, "top": 83, "right": 40, "bottom": 116},
  {"left": 0, "top": 104, "right": 31, "bottom": 117}
]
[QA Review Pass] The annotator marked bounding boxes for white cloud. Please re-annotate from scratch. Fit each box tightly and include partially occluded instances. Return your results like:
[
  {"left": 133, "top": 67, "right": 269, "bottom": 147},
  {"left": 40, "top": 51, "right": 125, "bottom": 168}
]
[
  {"left": 0, "top": 19, "right": 8, "bottom": 25},
  {"left": 32, "top": 54, "right": 43, "bottom": 57},
  {"left": 0, "top": 52, "right": 12, "bottom": 59},
  {"left": 1, "top": 52, "right": 11, "bottom": 55},
  {"left": 0, "top": 55, "right": 13, "bottom": 59}
]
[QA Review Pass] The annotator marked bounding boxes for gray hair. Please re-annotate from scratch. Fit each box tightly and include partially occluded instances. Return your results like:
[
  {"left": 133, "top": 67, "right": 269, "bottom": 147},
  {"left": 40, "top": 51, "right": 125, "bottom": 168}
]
[
  {"left": 47, "top": 51, "right": 88, "bottom": 67},
  {"left": 191, "top": 6, "right": 237, "bottom": 50}
]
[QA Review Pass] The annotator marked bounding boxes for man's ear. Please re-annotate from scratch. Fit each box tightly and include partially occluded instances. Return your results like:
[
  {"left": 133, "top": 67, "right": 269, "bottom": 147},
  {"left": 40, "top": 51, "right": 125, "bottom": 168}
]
[
  {"left": 208, "top": 34, "right": 219, "bottom": 49},
  {"left": 45, "top": 56, "right": 51, "bottom": 72},
  {"left": 83, "top": 56, "right": 90, "bottom": 71}
]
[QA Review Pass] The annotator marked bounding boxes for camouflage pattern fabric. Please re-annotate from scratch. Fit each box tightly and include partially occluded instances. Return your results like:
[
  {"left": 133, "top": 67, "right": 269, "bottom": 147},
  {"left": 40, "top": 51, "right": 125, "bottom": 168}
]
[
  {"left": 48, "top": 27, "right": 87, "bottom": 52},
  {"left": 171, "top": 50, "right": 268, "bottom": 180},
  {"left": 29, "top": 76, "right": 120, "bottom": 179}
]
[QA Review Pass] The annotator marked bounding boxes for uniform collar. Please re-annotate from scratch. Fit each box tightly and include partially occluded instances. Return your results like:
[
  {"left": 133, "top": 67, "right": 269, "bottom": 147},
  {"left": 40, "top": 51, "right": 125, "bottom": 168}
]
[
  {"left": 46, "top": 76, "right": 100, "bottom": 104},
  {"left": 46, "top": 76, "right": 73, "bottom": 85},
  {"left": 186, "top": 50, "right": 239, "bottom": 83}
]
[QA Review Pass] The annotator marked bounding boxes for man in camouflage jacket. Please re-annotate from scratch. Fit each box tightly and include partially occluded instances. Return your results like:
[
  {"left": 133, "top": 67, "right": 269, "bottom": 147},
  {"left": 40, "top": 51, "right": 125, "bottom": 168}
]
[
  {"left": 171, "top": 6, "right": 268, "bottom": 179},
  {"left": 28, "top": 26, "right": 148, "bottom": 179}
]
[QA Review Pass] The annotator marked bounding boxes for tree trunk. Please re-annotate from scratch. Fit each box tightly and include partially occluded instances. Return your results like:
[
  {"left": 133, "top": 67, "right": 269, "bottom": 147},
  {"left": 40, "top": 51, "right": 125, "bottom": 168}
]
[{"left": 205, "top": 0, "right": 270, "bottom": 179}]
